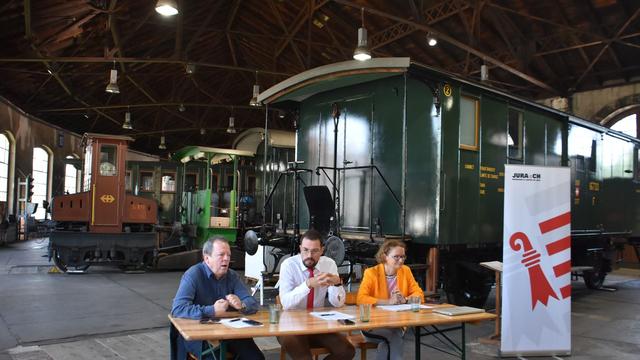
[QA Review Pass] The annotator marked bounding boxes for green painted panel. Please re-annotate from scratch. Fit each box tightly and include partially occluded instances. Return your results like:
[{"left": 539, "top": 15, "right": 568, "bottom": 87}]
[
  {"left": 405, "top": 78, "right": 440, "bottom": 244},
  {"left": 478, "top": 96, "right": 507, "bottom": 246}
]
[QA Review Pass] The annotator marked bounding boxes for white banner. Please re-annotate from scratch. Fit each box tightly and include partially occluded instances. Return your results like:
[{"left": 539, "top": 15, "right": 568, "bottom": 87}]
[{"left": 501, "top": 165, "right": 571, "bottom": 356}]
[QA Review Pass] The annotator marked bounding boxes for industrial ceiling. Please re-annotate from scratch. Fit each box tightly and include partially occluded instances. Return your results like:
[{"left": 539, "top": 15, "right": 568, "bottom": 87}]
[{"left": 0, "top": 0, "right": 638, "bottom": 153}]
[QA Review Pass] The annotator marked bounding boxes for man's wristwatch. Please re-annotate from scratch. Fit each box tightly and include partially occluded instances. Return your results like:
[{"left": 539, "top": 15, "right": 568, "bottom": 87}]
[{"left": 240, "top": 301, "right": 247, "bottom": 312}]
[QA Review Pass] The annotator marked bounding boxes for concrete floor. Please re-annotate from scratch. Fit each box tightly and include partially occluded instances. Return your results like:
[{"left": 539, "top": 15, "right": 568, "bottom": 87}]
[{"left": 0, "top": 238, "right": 639, "bottom": 359}]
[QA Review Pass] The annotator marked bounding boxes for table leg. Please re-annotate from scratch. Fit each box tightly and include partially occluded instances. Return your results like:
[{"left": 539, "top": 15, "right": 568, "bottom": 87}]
[
  {"left": 415, "top": 326, "right": 420, "bottom": 360},
  {"left": 461, "top": 323, "right": 466, "bottom": 360},
  {"left": 219, "top": 341, "right": 227, "bottom": 360}
]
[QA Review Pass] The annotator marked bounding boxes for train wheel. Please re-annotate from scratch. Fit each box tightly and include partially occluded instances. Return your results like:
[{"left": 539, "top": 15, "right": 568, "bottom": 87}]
[
  {"left": 52, "top": 250, "right": 68, "bottom": 273},
  {"left": 583, "top": 262, "right": 606, "bottom": 289},
  {"left": 52, "top": 249, "right": 90, "bottom": 273},
  {"left": 444, "top": 261, "right": 492, "bottom": 307}
]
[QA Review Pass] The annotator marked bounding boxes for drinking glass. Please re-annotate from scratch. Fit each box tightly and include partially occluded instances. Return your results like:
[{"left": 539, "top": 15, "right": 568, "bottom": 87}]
[
  {"left": 359, "top": 303, "right": 371, "bottom": 322},
  {"left": 269, "top": 304, "right": 282, "bottom": 324},
  {"left": 409, "top": 296, "right": 421, "bottom": 312}
]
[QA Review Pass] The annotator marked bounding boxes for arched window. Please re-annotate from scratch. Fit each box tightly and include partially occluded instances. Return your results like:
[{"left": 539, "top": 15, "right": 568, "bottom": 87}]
[
  {"left": 64, "top": 155, "right": 80, "bottom": 194},
  {"left": 610, "top": 114, "right": 637, "bottom": 137},
  {"left": 32, "top": 147, "right": 51, "bottom": 220},
  {"left": 0, "top": 134, "right": 9, "bottom": 203}
]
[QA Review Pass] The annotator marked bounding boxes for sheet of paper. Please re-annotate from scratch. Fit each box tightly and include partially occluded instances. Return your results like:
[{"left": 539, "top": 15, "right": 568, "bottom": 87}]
[
  {"left": 310, "top": 311, "right": 355, "bottom": 321},
  {"left": 220, "top": 317, "right": 263, "bottom": 328},
  {"left": 377, "top": 304, "right": 435, "bottom": 312}
]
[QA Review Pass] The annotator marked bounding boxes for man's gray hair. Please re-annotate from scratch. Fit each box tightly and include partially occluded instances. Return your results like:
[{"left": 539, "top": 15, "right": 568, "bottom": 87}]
[{"left": 202, "top": 236, "right": 229, "bottom": 256}]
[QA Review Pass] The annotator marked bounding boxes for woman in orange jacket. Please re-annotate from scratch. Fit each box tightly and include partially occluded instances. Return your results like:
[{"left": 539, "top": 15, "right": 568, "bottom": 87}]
[{"left": 357, "top": 239, "right": 424, "bottom": 360}]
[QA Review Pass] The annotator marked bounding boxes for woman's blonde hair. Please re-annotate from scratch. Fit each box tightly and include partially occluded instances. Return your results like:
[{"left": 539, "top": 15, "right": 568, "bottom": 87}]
[{"left": 375, "top": 239, "right": 406, "bottom": 264}]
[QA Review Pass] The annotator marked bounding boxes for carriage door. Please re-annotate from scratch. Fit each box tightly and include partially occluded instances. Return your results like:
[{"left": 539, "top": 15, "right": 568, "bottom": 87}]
[
  {"left": 339, "top": 96, "right": 373, "bottom": 232},
  {"left": 91, "top": 141, "right": 122, "bottom": 232},
  {"left": 455, "top": 95, "right": 480, "bottom": 243}
]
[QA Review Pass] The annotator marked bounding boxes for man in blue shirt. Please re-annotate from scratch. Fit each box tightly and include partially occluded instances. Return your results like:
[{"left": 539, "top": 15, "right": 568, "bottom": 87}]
[{"left": 171, "top": 236, "right": 264, "bottom": 360}]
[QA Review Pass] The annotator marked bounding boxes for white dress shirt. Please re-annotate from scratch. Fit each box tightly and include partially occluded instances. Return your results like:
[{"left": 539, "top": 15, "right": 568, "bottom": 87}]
[{"left": 278, "top": 254, "right": 346, "bottom": 310}]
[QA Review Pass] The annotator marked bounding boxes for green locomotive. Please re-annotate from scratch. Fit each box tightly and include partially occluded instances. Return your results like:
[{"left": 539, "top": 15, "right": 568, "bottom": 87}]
[{"left": 257, "top": 58, "right": 640, "bottom": 306}]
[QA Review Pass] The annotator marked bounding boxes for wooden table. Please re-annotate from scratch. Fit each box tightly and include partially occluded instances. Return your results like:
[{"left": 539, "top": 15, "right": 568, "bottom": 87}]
[{"left": 170, "top": 305, "right": 496, "bottom": 360}]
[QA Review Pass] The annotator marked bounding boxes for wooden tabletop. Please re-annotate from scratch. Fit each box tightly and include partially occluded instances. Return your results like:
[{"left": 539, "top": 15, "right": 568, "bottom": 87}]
[{"left": 170, "top": 305, "right": 497, "bottom": 341}]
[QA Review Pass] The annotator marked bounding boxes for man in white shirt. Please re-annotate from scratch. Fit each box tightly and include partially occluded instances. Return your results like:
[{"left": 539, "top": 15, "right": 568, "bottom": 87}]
[{"left": 278, "top": 229, "right": 355, "bottom": 360}]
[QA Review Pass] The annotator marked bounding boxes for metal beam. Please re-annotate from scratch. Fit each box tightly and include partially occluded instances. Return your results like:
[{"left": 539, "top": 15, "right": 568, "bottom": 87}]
[
  {"left": 333, "top": 0, "right": 557, "bottom": 94},
  {"left": 370, "top": 0, "right": 469, "bottom": 51}
]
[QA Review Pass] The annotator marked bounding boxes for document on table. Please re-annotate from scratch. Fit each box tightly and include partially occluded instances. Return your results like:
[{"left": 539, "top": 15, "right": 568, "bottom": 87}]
[
  {"left": 310, "top": 311, "right": 355, "bottom": 321},
  {"left": 220, "top": 317, "right": 263, "bottom": 328},
  {"left": 377, "top": 304, "right": 435, "bottom": 312}
]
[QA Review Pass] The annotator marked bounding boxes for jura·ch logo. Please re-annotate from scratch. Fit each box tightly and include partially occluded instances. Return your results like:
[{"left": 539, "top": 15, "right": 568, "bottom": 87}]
[{"left": 512, "top": 173, "right": 541, "bottom": 181}]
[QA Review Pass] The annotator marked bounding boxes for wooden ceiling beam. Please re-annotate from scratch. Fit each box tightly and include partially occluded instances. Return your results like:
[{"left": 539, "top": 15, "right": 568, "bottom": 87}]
[
  {"left": 274, "top": 0, "right": 329, "bottom": 58},
  {"left": 23, "top": 0, "right": 31, "bottom": 40},
  {"left": 37, "top": 102, "right": 261, "bottom": 113},
  {"left": 574, "top": 7, "right": 640, "bottom": 88},
  {"left": 38, "top": 10, "right": 98, "bottom": 48},
  {"left": 173, "top": 0, "right": 183, "bottom": 58},
  {"left": 185, "top": 0, "right": 223, "bottom": 57},
  {"left": 107, "top": 5, "right": 155, "bottom": 57},
  {"left": 268, "top": 0, "right": 306, "bottom": 69},
  {"left": 583, "top": 0, "right": 623, "bottom": 71},
  {"left": 0, "top": 56, "right": 293, "bottom": 76},
  {"left": 486, "top": 1, "right": 640, "bottom": 51},
  {"left": 334, "top": 0, "right": 557, "bottom": 94}
]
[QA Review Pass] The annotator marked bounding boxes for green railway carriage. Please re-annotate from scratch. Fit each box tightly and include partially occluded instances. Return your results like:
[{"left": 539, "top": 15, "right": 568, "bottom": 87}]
[{"left": 258, "top": 58, "right": 640, "bottom": 306}]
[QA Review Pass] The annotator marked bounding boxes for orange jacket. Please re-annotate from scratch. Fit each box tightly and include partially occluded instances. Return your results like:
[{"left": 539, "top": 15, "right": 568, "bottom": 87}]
[{"left": 356, "top": 263, "right": 424, "bottom": 305}]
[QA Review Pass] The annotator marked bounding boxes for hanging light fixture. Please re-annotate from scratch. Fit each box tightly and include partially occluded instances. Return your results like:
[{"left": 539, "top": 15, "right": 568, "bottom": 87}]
[
  {"left": 122, "top": 110, "right": 132, "bottom": 130},
  {"left": 155, "top": 0, "right": 178, "bottom": 16},
  {"left": 105, "top": 61, "right": 120, "bottom": 94},
  {"left": 353, "top": 8, "right": 371, "bottom": 61},
  {"left": 178, "top": 103, "right": 186, "bottom": 112},
  {"left": 200, "top": 127, "right": 206, "bottom": 135},
  {"left": 158, "top": 135, "right": 167, "bottom": 150},
  {"left": 227, "top": 116, "right": 236, "bottom": 134},
  {"left": 185, "top": 63, "right": 196, "bottom": 75},
  {"left": 427, "top": 32, "right": 438, "bottom": 47},
  {"left": 249, "top": 71, "right": 261, "bottom": 107}
]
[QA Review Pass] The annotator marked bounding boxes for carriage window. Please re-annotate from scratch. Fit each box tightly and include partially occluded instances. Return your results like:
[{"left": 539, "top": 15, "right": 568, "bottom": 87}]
[
  {"left": 83, "top": 145, "right": 92, "bottom": 191},
  {"left": 125, "top": 171, "right": 132, "bottom": 191},
  {"left": 32, "top": 147, "right": 51, "bottom": 220},
  {"left": 247, "top": 176, "right": 256, "bottom": 194},
  {"left": 161, "top": 172, "right": 176, "bottom": 192},
  {"left": 508, "top": 109, "right": 524, "bottom": 159},
  {"left": 64, "top": 155, "right": 80, "bottom": 194},
  {"left": 99, "top": 145, "right": 117, "bottom": 176},
  {"left": 0, "top": 134, "right": 10, "bottom": 202},
  {"left": 212, "top": 174, "right": 218, "bottom": 191},
  {"left": 140, "top": 171, "right": 154, "bottom": 192},
  {"left": 589, "top": 139, "right": 597, "bottom": 173},
  {"left": 185, "top": 173, "right": 198, "bottom": 191},
  {"left": 227, "top": 175, "right": 234, "bottom": 190},
  {"left": 635, "top": 148, "right": 640, "bottom": 181},
  {"left": 459, "top": 96, "right": 479, "bottom": 150}
]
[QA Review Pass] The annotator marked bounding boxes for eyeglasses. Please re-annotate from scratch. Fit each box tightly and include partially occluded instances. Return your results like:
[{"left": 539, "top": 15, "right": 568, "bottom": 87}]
[
  {"left": 389, "top": 255, "right": 407, "bottom": 261},
  {"left": 300, "top": 248, "right": 322, "bottom": 255}
]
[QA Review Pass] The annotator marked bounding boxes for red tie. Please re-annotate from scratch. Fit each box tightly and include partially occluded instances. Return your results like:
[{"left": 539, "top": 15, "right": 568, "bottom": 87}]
[{"left": 306, "top": 268, "right": 314, "bottom": 309}]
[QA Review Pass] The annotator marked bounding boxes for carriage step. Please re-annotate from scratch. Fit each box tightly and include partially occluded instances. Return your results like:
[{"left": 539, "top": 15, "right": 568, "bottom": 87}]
[{"left": 571, "top": 266, "right": 593, "bottom": 273}]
